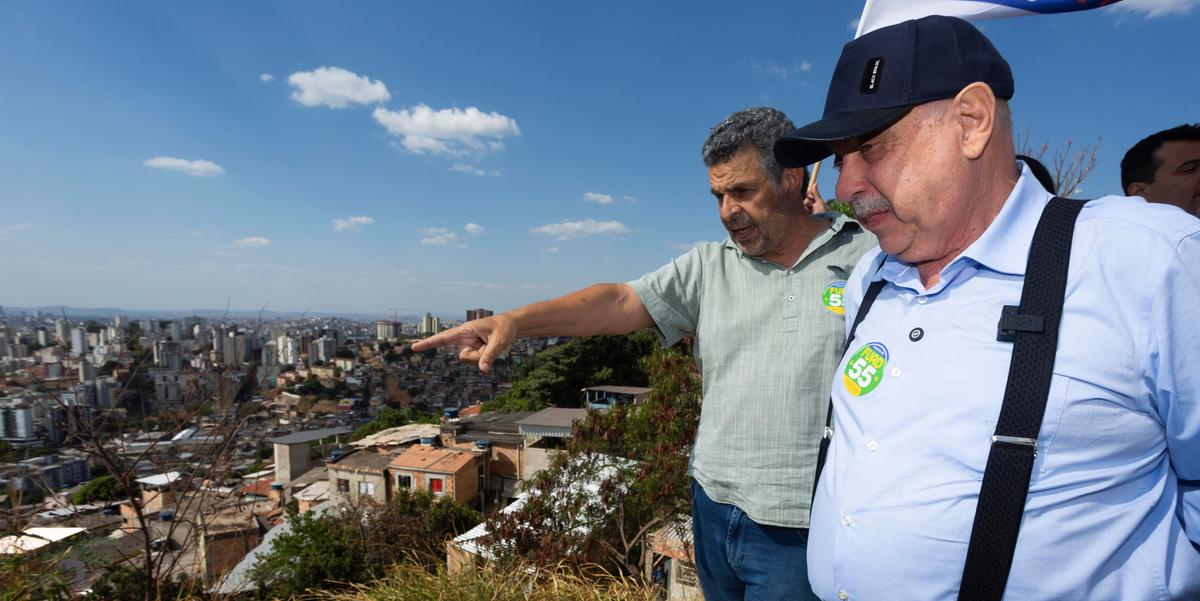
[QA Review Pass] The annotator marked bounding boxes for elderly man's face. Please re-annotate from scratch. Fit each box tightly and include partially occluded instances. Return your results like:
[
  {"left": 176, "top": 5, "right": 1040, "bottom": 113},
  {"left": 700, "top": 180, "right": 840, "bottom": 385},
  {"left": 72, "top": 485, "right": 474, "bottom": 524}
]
[
  {"left": 709, "top": 147, "right": 796, "bottom": 260},
  {"left": 1137, "top": 140, "right": 1200, "bottom": 215},
  {"left": 830, "top": 106, "right": 964, "bottom": 264}
]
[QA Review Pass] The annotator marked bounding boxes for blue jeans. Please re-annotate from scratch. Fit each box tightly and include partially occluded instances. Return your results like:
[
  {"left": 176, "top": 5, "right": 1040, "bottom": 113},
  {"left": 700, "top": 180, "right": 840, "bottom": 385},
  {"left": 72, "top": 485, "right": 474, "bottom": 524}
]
[{"left": 691, "top": 480, "right": 819, "bottom": 601}]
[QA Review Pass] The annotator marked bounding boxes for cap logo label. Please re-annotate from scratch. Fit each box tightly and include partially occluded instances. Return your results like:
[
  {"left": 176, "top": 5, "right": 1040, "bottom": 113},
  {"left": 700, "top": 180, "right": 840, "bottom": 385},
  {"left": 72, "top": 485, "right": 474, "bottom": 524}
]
[{"left": 860, "top": 57, "right": 884, "bottom": 94}]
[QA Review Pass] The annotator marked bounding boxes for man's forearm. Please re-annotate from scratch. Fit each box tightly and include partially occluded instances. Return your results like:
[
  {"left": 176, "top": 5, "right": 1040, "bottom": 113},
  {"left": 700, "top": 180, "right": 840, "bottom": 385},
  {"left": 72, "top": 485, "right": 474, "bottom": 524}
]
[{"left": 508, "top": 283, "right": 653, "bottom": 337}]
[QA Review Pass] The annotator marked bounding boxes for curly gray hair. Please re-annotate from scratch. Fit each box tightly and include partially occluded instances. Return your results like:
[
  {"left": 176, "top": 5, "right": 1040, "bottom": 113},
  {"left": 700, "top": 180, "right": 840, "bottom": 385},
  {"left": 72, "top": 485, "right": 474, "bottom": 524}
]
[{"left": 702, "top": 107, "right": 805, "bottom": 188}]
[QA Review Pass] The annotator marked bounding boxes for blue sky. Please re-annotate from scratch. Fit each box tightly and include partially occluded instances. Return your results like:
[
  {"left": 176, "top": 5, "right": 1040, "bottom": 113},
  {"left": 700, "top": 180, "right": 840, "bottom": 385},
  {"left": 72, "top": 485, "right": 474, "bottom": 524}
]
[{"left": 1, "top": 1, "right": 1196, "bottom": 315}]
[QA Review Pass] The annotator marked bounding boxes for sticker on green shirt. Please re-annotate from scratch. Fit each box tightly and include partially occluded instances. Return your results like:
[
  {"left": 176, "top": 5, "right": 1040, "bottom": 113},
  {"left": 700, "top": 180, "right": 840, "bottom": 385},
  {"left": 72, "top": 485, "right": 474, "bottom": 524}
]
[
  {"left": 823, "top": 281, "right": 847, "bottom": 315},
  {"left": 843, "top": 342, "right": 889, "bottom": 396}
]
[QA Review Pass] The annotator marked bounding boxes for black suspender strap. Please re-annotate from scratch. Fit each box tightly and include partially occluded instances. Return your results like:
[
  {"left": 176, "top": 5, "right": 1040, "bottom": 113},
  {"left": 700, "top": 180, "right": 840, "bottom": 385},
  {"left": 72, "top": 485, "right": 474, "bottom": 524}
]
[
  {"left": 812, "top": 273, "right": 887, "bottom": 506},
  {"left": 958, "top": 197, "right": 1087, "bottom": 601}
]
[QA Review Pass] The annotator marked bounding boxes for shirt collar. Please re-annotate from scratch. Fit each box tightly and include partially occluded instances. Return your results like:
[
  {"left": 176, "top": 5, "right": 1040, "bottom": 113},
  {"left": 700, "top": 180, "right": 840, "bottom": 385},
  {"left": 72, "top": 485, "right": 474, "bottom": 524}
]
[
  {"left": 958, "top": 164, "right": 1052, "bottom": 276},
  {"left": 877, "top": 164, "right": 1050, "bottom": 284}
]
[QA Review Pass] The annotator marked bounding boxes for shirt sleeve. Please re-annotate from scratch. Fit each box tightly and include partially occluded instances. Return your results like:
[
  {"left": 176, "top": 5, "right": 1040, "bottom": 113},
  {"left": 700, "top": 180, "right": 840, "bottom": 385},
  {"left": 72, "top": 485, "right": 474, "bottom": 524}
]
[
  {"left": 627, "top": 247, "right": 705, "bottom": 348},
  {"left": 1148, "top": 229, "right": 1200, "bottom": 546}
]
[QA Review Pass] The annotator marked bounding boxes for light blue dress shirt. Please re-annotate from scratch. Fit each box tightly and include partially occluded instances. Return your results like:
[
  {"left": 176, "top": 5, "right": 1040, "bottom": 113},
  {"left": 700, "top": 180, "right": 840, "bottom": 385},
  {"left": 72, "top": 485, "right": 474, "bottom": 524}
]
[{"left": 808, "top": 167, "right": 1200, "bottom": 601}]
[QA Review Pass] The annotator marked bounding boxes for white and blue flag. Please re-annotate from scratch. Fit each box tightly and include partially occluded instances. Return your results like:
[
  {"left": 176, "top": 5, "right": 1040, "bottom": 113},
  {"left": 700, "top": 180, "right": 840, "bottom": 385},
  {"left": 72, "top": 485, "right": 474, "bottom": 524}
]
[{"left": 855, "top": 0, "right": 1126, "bottom": 37}]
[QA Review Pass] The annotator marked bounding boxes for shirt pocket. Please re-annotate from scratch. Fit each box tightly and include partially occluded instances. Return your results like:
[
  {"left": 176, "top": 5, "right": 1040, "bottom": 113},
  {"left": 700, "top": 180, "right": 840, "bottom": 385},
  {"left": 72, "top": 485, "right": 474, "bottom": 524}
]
[{"left": 922, "top": 374, "right": 1069, "bottom": 481}]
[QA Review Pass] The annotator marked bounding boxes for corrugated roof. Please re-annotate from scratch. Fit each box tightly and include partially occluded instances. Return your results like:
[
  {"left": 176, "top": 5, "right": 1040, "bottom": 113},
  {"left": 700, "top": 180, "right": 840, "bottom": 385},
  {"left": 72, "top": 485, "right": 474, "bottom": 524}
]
[
  {"left": 517, "top": 407, "right": 587, "bottom": 429},
  {"left": 584, "top": 385, "right": 652, "bottom": 395},
  {"left": 328, "top": 449, "right": 393, "bottom": 472},
  {"left": 350, "top": 423, "right": 441, "bottom": 448},
  {"left": 390, "top": 445, "right": 477, "bottom": 474},
  {"left": 135, "top": 471, "right": 181, "bottom": 488},
  {"left": 268, "top": 427, "right": 353, "bottom": 445}
]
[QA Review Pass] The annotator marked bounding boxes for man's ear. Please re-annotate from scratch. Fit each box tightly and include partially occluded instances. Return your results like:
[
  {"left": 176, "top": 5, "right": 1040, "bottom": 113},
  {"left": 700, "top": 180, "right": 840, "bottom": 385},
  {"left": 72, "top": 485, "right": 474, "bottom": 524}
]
[
  {"left": 1126, "top": 182, "right": 1147, "bottom": 198},
  {"left": 953, "top": 82, "right": 997, "bottom": 160},
  {"left": 781, "top": 167, "right": 806, "bottom": 199}
]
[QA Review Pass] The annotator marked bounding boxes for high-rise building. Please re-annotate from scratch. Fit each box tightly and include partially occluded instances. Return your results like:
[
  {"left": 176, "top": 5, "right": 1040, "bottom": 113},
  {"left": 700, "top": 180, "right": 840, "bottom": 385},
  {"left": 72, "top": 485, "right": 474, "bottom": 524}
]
[
  {"left": 0, "top": 402, "right": 36, "bottom": 442},
  {"left": 35, "top": 328, "right": 49, "bottom": 347},
  {"left": 154, "top": 340, "right": 183, "bottom": 370},
  {"left": 54, "top": 319, "right": 69, "bottom": 344},
  {"left": 376, "top": 320, "right": 401, "bottom": 341},
  {"left": 419, "top": 313, "right": 441, "bottom": 336},
  {"left": 70, "top": 327, "right": 87, "bottom": 357},
  {"left": 466, "top": 308, "right": 494, "bottom": 322},
  {"left": 276, "top": 335, "right": 299, "bottom": 366},
  {"left": 94, "top": 376, "right": 116, "bottom": 408},
  {"left": 79, "top": 361, "right": 96, "bottom": 382},
  {"left": 168, "top": 321, "right": 182, "bottom": 341},
  {"left": 309, "top": 336, "right": 337, "bottom": 364}
]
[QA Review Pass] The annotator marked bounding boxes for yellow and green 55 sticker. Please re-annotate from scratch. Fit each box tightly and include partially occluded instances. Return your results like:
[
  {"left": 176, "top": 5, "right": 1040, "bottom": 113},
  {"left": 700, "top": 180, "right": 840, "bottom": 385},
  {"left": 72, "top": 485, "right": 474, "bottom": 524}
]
[
  {"left": 823, "top": 281, "right": 847, "bottom": 315},
  {"left": 843, "top": 342, "right": 888, "bottom": 396}
]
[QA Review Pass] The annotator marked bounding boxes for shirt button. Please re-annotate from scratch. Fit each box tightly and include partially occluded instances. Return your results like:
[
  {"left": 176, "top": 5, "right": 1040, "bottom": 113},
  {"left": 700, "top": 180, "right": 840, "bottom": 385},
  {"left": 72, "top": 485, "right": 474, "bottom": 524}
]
[
  {"left": 917, "top": 296, "right": 928, "bottom": 304},
  {"left": 838, "top": 591, "right": 849, "bottom": 600},
  {"left": 867, "top": 441, "right": 878, "bottom": 452},
  {"left": 841, "top": 514, "right": 854, "bottom": 527},
  {"left": 788, "top": 295, "right": 796, "bottom": 302},
  {"left": 890, "top": 367, "right": 902, "bottom": 378}
]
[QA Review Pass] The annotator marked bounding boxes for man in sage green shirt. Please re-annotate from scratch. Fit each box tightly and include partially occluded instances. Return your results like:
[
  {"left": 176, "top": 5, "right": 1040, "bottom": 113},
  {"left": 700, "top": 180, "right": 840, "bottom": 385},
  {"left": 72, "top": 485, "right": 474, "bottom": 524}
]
[{"left": 414, "top": 107, "right": 875, "bottom": 601}]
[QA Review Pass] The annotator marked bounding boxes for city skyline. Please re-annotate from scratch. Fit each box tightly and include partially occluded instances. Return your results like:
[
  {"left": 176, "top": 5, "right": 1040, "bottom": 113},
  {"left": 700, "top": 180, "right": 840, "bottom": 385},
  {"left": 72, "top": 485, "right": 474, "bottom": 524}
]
[{"left": 2, "top": 1, "right": 1197, "bottom": 314}]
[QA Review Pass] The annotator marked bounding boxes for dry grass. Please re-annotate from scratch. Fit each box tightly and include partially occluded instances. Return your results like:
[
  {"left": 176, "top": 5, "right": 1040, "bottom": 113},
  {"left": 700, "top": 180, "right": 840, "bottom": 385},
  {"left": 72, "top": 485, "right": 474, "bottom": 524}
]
[{"left": 314, "top": 563, "right": 659, "bottom": 601}]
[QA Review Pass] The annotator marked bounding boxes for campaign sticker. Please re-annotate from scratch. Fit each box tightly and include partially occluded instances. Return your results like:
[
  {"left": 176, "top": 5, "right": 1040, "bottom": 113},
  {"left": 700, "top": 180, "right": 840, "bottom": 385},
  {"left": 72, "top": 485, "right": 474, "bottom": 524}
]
[
  {"left": 823, "top": 281, "right": 847, "bottom": 315},
  {"left": 843, "top": 342, "right": 889, "bottom": 396}
]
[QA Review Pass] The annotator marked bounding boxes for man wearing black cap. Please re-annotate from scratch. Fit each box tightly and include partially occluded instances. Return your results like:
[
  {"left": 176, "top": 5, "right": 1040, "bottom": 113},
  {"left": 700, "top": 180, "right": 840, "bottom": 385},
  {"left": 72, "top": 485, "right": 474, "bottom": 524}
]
[{"left": 774, "top": 15, "right": 1200, "bottom": 601}]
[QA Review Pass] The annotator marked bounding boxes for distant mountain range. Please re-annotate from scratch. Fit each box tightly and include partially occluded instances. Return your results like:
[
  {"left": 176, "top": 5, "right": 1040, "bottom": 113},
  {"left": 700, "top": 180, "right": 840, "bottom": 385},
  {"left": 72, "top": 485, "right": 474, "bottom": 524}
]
[{"left": 2, "top": 305, "right": 450, "bottom": 322}]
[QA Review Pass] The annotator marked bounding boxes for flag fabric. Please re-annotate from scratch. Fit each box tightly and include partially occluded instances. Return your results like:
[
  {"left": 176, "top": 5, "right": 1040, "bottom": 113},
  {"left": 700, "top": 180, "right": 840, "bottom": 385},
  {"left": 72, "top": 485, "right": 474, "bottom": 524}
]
[{"left": 855, "top": 0, "right": 1125, "bottom": 37}]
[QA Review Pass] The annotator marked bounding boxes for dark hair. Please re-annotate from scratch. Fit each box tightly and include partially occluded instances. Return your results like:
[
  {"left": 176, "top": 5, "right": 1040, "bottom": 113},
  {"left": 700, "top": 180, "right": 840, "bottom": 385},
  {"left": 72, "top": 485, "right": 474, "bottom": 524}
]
[
  {"left": 702, "top": 107, "right": 807, "bottom": 190},
  {"left": 1016, "top": 154, "right": 1055, "bottom": 194},
  {"left": 1120, "top": 124, "right": 1200, "bottom": 193}
]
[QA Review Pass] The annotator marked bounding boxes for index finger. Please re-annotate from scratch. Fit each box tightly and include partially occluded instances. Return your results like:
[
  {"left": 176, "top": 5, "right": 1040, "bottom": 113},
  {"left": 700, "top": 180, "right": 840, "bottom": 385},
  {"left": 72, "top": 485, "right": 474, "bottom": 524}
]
[{"left": 411, "top": 327, "right": 467, "bottom": 352}]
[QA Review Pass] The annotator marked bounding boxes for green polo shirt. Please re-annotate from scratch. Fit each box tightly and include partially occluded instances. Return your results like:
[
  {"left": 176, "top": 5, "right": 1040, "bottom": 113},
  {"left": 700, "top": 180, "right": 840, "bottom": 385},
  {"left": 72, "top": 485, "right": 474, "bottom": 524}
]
[{"left": 629, "top": 213, "right": 876, "bottom": 528}]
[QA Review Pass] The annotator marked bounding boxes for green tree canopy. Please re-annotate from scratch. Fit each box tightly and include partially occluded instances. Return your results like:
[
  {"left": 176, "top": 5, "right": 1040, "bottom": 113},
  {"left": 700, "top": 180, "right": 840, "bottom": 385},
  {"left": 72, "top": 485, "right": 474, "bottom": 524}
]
[
  {"left": 484, "top": 331, "right": 657, "bottom": 412},
  {"left": 72, "top": 475, "right": 123, "bottom": 505}
]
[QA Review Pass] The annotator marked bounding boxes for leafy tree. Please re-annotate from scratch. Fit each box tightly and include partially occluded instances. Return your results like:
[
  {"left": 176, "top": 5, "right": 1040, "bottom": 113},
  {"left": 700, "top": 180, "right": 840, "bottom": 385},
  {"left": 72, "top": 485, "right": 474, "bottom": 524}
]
[
  {"left": 485, "top": 340, "right": 701, "bottom": 576},
  {"left": 72, "top": 475, "right": 122, "bottom": 505},
  {"left": 484, "top": 331, "right": 657, "bottom": 412},
  {"left": 251, "top": 491, "right": 481, "bottom": 597},
  {"left": 335, "top": 348, "right": 356, "bottom": 359},
  {"left": 0, "top": 554, "right": 72, "bottom": 601},
  {"left": 251, "top": 510, "right": 367, "bottom": 598},
  {"left": 87, "top": 561, "right": 198, "bottom": 601}
]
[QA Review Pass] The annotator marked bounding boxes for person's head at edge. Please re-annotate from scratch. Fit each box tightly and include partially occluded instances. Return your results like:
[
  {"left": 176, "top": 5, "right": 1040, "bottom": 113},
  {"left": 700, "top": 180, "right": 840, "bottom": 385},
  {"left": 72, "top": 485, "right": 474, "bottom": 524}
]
[
  {"left": 702, "top": 107, "right": 813, "bottom": 265},
  {"left": 1016, "top": 154, "right": 1055, "bottom": 195},
  {"left": 1120, "top": 124, "right": 1200, "bottom": 215},
  {"left": 774, "top": 16, "right": 1019, "bottom": 286}
]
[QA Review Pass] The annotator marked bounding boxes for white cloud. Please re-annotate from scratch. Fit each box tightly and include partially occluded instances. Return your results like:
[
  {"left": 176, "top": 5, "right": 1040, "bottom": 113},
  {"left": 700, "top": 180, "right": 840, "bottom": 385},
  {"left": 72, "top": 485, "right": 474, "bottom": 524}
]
[
  {"left": 373, "top": 104, "right": 520, "bottom": 156},
  {"left": 143, "top": 156, "right": 225, "bottom": 177},
  {"left": 419, "top": 227, "right": 465, "bottom": 247},
  {"left": 464, "top": 223, "right": 485, "bottom": 236},
  {"left": 670, "top": 240, "right": 710, "bottom": 251},
  {"left": 234, "top": 236, "right": 270, "bottom": 247},
  {"left": 623, "top": 195, "right": 638, "bottom": 204},
  {"left": 259, "top": 73, "right": 274, "bottom": 82},
  {"left": 530, "top": 218, "right": 631, "bottom": 240},
  {"left": 451, "top": 163, "right": 501, "bottom": 176},
  {"left": 1109, "top": 0, "right": 1198, "bottom": 17},
  {"left": 541, "top": 246, "right": 560, "bottom": 254},
  {"left": 759, "top": 58, "right": 816, "bottom": 80},
  {"left": 333, "top": 215, "right": 375, "bottom": 232},
  {"left": 0, "top": 223, "right": 34, "bottom": 238},
  {"left": 583, "top": 192, "right": 614, "bottom": 205},
  {"left": 288, "top": 66, "right": 390, "bottom": 109}
]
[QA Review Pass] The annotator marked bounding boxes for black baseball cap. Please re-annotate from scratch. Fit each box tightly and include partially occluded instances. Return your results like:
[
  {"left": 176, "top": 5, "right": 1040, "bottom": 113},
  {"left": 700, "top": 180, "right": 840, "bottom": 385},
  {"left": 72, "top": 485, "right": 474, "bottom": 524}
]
[{"left": 774, "top": 15, "right": 1014, "bottom": 168}]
